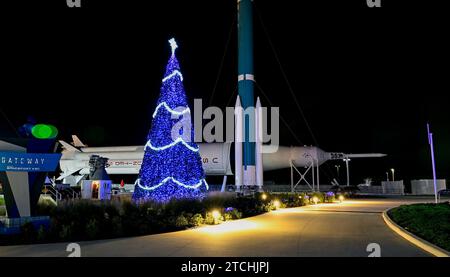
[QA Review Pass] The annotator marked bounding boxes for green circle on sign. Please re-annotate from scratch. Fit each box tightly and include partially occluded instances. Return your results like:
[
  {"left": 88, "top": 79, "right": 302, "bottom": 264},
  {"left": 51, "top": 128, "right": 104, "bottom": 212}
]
[
  {"left": 49, "top": 125, "right": 58, "bottom": 137},
  {"left": 31, "top": 124, "right": 58, "bottom": 139}
]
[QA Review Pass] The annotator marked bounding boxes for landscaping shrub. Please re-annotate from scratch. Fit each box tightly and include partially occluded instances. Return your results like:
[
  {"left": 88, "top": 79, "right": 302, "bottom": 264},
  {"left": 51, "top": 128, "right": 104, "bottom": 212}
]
[
  {"left": 275, "top": 193, "right": 303, "bottom": 208},
  {"left": 59, "top": 224, "right": 73, "bottom": 240},
  {"left": 120, "top": 201, "right": 151, "bottom": 236},
  {"left": 111, "top": 216, "right": 124, "bottom": 236},
  {"left": 165, "top": 198, "right": 204, "bottom": 217},
  {"left": 325, "top": 192, "right": 336, "bottom": 203},
  {"left": 204, "top": 212, "right": 216, "bottom": 225},
  {"left": 175, "top": 215, "right": 189, "bottom": 228},
  {"left": 37, "top": 225, "right": 47, "bottom": 242},
  {"left": 20, "top": 222, "right": 37, "bottom": 243},
  {"left": 223, "top": 212, "right": 233, "bottom": 221},
  {"left": 231, "top": 195, "right": 267, "bottom": 217},
  {"left": 298, "top": 193, "right": 310, "bottom": 206},
  {"left": 309, "top": 192, "right": 325, "bottom": 204},
  {"left": 204, "top": 211, "right": 224, "bottom": 225},
  {"left": 190, "top": 213, "right": 204, "bottom": 226},
  {"left": 224, "top": 207, "right": 242, "bottom": 221},
  {"left": 86, "top": 219, "right": 100, "bottom": 239},
  {"left": 35, "top": 199, "right": 57, "bottom": 216},
  {"left": 1, "top": 191, "right": 329, "bottom": 245}
]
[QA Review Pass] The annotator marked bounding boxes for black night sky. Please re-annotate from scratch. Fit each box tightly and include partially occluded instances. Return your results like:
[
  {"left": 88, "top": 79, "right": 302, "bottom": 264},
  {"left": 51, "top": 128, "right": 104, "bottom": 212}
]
[{"left": 1, "top": 0, "right": 449, "bottom": 185}]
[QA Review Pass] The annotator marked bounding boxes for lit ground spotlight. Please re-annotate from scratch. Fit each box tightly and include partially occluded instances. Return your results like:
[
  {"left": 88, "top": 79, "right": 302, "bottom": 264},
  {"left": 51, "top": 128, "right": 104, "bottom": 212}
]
[
  {"left": 212, "top": 210, "right": 221, "bottom": 220},
  {"left": 312, "top": 196, "right": 319, "bottom": 205},
  {"left": 211, "top": 210, "right": 222, "bottom": 224},
  {"left": 273, "top": 200, "right": 281, "bottom": 210},
  {"left": 339, "top": 195, "right": 345, "bottom": 202},
  {"left": 261, "top": 193, "right": 268, "bottom": 200}
]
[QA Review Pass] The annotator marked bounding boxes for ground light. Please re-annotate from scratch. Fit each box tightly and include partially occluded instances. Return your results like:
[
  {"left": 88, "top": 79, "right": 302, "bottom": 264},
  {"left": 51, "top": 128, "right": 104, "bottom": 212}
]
[
  {"left": 273, "top": 200, "right": 281, "bottom": 210},
  {"left": 212, "top": 210, "right": 221, "bottom": 224},
  {"left": 261, "top": 193, "right": 267, "bottom": 200},
  {"left": 312, "top": 196, "right": 319, "bottom": 205},
  {"left": 339, "top": 195, "right": 345, "bottom": 202},
  {"left": 212, "top": 210, "right": 221, "bottom": 219}
]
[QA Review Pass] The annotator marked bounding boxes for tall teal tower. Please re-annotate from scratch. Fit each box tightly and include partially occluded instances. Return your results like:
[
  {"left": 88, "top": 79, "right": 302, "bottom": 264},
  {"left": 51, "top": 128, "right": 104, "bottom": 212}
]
[{"left": 238, "top": 0, "right": 256, "bottom": 187}]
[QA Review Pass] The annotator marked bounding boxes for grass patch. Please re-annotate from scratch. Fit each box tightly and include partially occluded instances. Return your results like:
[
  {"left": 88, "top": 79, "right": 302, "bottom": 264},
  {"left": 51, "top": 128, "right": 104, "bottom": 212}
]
[
  {"left": 388, "top": 202, "right": 450, "bottom": 252},
  {"left": 0, "top": 197, "right": 4, "bottom": 206}
]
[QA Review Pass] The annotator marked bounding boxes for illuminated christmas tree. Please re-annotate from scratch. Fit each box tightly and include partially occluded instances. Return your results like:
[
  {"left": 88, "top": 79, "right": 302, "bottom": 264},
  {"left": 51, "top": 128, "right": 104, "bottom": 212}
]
[{"left": 132, "top": 38, "right": 208, "bottom": 203}]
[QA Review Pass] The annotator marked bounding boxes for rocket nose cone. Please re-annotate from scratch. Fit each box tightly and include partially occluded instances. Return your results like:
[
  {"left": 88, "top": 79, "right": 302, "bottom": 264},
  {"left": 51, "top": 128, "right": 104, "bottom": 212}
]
[
  {"left": 235, "top": 96, "right": 242, "bottom": 107},
  {"left": 256, "top": 97, "right": 262, "bottom": 108}
]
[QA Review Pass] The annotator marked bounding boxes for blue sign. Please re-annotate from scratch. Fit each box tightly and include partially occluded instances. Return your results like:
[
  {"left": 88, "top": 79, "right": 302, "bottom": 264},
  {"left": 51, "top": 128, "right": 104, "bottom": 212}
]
[{"left": 0, "top": 152, "right": 61, "bottom": 172}]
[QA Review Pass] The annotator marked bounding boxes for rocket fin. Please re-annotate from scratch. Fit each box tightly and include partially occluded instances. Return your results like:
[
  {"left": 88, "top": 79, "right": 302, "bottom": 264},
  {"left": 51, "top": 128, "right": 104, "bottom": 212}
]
[
  {"left": 59, "top": 140, "right": 81, "bottom": 153},
  {"left": 72, "top": 135, "right": 87, "bottom": 147},
  {"left": 56, "top": 169, "right": 83, "bottom": 181}
]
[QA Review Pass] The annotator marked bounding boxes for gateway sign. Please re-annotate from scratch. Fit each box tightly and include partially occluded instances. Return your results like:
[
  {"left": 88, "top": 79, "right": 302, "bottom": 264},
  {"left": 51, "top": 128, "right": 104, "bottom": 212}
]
[{"left": 0, "top": 152, "right": 61, "bottom": 172}]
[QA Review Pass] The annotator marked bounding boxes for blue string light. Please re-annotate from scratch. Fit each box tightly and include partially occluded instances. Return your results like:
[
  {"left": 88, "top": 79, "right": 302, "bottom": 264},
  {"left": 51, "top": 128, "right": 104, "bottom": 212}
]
[{"left": 132, "top": 38, "right": 208, "bottom": 203}]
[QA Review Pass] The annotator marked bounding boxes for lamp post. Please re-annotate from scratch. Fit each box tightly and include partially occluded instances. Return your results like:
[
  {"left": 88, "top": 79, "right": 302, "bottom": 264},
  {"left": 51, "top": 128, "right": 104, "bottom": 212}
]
[
  {"left": 390, "top": 168, "right": 395, "bottom": 182},
  {"left": 343, "top": 158, "right": 351, "bottom": 186},
  {"left": 335, "top": 165, "right": 340, "bottom": 178},
  {"left": 427, "top": 123, "right": 438, "bottom": 204}
]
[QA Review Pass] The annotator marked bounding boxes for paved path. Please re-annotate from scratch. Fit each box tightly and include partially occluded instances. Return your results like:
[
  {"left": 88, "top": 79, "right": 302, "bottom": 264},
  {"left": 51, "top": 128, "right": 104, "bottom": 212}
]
[{"left": 0, "top": 198, "right": 433, "bottom": 257}]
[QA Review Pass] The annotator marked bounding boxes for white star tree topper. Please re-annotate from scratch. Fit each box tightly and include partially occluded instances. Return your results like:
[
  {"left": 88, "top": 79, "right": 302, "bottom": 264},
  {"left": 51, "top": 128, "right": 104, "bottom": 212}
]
[{"left": 169, "top": 38, "right": 178, "bottom": 57}]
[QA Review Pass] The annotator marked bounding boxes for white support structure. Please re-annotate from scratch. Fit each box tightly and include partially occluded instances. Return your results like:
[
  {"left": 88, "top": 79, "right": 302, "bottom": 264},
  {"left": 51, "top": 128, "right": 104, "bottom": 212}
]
[
  {"left": 314, "top": 157, "right": 320, "bottom": 192},
  {"left": 290, "top": 160, "right": 315, "bottom": 193},
  {"left": 311, "top": 158, "right": 315, "bottom": 191},
  {"left": 221, "top": 175, "right": 228, "bottom": 193}
]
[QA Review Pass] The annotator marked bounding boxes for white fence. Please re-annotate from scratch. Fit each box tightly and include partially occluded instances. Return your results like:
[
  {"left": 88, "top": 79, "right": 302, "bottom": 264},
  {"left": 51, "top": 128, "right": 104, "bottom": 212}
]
[
  {"left": 411, "top": 179, "right": 447, "bottom": 195},
  {"left": 381, "top": 181, "right": 405, "bottom": 195}
]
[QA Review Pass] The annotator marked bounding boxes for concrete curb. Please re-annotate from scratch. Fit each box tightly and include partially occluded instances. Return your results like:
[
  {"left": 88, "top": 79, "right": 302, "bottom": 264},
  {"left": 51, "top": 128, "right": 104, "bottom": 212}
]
[{"left": 382, "top": 209, "right": 450, "bottom": 257}]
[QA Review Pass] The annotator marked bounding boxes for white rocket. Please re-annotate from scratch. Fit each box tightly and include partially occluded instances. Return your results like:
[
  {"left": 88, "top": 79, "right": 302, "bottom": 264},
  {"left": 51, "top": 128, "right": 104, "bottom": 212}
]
[
  {"left": 58, "top": 138, "right": 386, "bottom": 188},
  {"left": 234, "top": 96, "right": 264, "bottom": 191},
  {"left": 233, "top": 95, "right": 264, "bottom": 191},
  {"left": 234, "top": 96, "right": 244, "bottom": 192}
]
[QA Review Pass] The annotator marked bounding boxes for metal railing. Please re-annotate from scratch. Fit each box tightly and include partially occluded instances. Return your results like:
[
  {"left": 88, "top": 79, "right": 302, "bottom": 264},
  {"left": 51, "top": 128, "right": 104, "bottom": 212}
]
[
  {"left": 66, "top": 186, "right": 80, "bottom": 199},
  {"left": 43, "top": 185, "right": 62, "bottom": 204}
]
